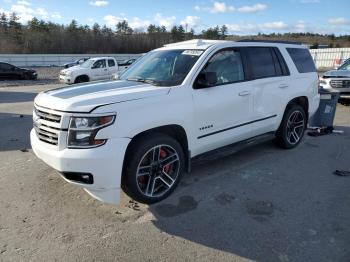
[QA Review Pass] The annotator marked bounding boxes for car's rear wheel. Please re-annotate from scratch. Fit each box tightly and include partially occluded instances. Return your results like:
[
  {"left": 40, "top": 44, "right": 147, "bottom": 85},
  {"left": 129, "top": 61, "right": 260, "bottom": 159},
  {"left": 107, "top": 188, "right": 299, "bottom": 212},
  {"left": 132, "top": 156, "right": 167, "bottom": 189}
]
[
  {"left": 275, "top": 104, "right": 306, "bottom": 149},
  {"left": 122, "top": 134, "right": 185, "bottom": 204}
]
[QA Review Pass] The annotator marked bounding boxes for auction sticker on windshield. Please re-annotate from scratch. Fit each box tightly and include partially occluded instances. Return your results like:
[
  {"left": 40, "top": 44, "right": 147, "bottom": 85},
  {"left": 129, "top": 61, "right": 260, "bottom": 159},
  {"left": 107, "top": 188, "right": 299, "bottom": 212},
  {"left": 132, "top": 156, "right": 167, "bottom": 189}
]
[{"left": 182, "top": 50, "right": 203, "bottom": 56}]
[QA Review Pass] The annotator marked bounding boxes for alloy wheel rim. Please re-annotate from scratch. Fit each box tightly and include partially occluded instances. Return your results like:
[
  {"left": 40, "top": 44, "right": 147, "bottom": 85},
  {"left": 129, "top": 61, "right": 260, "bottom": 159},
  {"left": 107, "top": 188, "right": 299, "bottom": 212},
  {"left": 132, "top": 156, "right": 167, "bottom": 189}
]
[
  {"left": 136, "top": 144, "right": 180, "bottom": 198},
  {"left": 286, "top": 110, "right": 305, "bottom": 145}
]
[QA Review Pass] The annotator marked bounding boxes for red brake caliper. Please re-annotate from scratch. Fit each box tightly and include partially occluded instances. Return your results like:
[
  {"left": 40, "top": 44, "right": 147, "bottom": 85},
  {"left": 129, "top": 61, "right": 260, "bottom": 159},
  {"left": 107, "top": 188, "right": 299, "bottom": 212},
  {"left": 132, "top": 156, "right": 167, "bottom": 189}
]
[{"left": 160, "top": 148, "right": 171, "bottom": 173}]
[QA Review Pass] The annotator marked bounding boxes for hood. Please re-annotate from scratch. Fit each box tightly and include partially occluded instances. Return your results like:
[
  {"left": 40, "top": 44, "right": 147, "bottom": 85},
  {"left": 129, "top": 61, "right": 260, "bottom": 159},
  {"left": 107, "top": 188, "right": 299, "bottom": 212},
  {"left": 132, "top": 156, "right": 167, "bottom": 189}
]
[
  {"left": 34, "top": 80, "right": 171, "bottom": 112},
  {"left": 61, "top": 65, "right": 81, "bottom": 74},
  {"left": 323, "top": 70, "right": 350, "bottom": 78},
  {"left": 20, "top": 67, "right": 36, "bottom": 73}
]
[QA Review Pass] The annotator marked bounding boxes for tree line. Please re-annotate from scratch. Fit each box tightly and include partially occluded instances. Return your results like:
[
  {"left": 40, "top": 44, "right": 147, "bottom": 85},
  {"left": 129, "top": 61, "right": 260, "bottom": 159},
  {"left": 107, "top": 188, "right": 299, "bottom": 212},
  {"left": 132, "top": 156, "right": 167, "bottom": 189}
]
[{"left": 0, "top": 12, "right": 349, "bottom": 54}]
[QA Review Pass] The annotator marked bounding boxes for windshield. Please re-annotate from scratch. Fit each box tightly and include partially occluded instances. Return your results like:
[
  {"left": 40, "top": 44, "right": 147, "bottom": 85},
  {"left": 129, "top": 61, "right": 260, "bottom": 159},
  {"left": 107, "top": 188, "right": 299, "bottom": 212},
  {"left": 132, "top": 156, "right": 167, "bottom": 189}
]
[
  {"left": 338, "top": 59, "right": 350, "bottom": 70},
  {"left": 121, "top": 49, "right": 203, "bottom": 86},
  {"left": 80, "top": 59, "right": 94, "bottom": 68}
]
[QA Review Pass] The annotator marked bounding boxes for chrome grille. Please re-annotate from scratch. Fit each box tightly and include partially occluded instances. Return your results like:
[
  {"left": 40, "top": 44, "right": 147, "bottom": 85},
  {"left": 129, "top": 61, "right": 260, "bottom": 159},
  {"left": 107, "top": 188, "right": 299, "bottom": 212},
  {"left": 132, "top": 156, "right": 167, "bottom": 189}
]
[
  {"left": 34, "top": 123, "right": 59, "bottom": 145},
  {"left": 330, "top": 80, "right": 350, "bottom": 89},
  {"left": 33, "top": 106, "right": 63, "bottom": 146},
  {"left": 34, "top": 108, "right": 61, "bottom": 123}
]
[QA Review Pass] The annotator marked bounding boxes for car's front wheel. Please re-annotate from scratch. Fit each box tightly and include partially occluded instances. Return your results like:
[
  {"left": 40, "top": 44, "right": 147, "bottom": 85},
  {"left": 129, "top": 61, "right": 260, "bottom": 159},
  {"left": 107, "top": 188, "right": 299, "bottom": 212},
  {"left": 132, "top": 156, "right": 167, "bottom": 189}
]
[
  {"left": 275, "top": 104, "right": 307, "bottom": 149},
  {"left": 122, "top": 134, "right": 185, "bottom": 204}
]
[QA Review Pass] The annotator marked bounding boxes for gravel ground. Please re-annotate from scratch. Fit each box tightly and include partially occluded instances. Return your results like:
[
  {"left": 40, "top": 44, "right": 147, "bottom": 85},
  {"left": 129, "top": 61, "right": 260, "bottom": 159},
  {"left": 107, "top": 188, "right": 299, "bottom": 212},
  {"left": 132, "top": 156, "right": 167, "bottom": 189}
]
[
  {"left": 0, "top": 84, "right": 350, "bottom": 262},
  {"left": 0, "top": 67, "right": 60, "bottom": 87}
]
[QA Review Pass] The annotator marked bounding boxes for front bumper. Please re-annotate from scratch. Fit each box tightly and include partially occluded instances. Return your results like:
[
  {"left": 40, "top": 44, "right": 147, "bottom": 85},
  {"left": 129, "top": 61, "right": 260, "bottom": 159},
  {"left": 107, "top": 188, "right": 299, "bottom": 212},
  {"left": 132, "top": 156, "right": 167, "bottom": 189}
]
[
  {"left": 320, "top": 79, "right": 350, "bottom": 99},
  {"left": 30, "top": 129, "right": 130, "bottom": 205},
  {"left": 59, "top": 74, "right": 72, "bottom": 84}
]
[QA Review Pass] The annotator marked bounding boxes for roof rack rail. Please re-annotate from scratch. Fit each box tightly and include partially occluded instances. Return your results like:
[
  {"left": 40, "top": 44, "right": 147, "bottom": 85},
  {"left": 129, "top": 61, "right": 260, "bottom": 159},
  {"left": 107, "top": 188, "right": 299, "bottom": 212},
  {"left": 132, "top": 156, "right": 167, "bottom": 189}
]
[{"left": 237, "top": 39, "right": 303, "bottom": 45}]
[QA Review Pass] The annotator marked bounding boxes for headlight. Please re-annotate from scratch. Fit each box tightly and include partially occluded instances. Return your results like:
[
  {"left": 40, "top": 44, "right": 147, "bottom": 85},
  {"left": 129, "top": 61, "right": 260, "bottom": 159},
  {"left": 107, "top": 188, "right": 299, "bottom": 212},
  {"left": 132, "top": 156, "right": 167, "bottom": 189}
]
[
  {"left": 67, "top": 115, "right": 115, "bottom": 148},
  {"left": 319, "top": 79, "right": 327, "bottom": 85}
]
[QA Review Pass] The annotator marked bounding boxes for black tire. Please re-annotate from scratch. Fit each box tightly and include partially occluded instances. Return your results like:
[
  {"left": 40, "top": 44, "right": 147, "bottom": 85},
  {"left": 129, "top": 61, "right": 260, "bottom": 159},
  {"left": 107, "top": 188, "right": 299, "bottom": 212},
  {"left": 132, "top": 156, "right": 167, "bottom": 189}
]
[
  {"left": 275, "top": 104, "right": 307, "bottom": 149},
  {"left": 74, "top": 75, "right": 89, "bottom": 84},
  {"left": 122, "top": 133, "right": 185, "bottom": 204}
]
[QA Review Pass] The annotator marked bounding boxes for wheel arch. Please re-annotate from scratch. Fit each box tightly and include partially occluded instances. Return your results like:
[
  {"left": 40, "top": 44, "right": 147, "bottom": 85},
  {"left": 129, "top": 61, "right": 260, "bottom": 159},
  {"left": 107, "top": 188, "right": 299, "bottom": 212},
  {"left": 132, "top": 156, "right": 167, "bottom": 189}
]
[
  {"left": 122, "top": 124, "right": 190, "bottom": 178},
  {"left": 74, "top": 74, "right": 90, "bottom": 83},
  {"left": 285, "top": 96, "right": 309, "bottom": 120}
]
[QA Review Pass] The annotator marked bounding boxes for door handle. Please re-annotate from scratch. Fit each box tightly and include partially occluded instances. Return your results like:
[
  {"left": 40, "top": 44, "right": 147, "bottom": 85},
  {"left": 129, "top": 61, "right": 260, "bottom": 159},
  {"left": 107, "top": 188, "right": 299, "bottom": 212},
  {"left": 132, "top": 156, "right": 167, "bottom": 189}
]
[
  {"left": 104, "top": 69, "right": 108, "bottom": 71},
  {"left": 239, "top": 91, "right": 251, "bottom": 96},
  {"left": 278, "top": 84, "right": 289, "bottom": 89}
]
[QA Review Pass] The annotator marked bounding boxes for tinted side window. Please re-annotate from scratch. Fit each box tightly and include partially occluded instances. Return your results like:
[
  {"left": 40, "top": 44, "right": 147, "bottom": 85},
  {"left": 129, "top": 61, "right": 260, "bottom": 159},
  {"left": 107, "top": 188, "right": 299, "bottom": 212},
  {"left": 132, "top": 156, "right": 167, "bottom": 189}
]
[
  {"left": 246, "top": 47, "right": 276, "bottom": 79},
  {"left": 287, "top": 48, "right": 316, "bottom": 73},
  {"left": 93, "top": 59, "right": 106, "bottom": 68},
  {"left": 108, "top": 59, "right": 115, "bottom": 67},
  {"left": 201, "top": 49, "right": 244, "bottom": 86}
]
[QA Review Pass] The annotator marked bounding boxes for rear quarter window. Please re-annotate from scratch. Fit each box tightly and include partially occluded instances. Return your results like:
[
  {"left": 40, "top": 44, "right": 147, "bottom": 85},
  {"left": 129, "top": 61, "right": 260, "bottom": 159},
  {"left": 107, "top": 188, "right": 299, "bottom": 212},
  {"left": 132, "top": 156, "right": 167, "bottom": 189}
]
[{"left": 287, "top": 48, "right": 316, "bottom": 73}]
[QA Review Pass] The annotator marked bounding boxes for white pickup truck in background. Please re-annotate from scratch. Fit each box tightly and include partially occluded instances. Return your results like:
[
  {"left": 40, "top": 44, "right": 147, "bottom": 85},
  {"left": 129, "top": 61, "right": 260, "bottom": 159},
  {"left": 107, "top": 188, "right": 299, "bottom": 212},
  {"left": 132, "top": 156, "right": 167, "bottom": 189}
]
[{"left": 59, "top": 57, "right": 118, "bottom": 84}]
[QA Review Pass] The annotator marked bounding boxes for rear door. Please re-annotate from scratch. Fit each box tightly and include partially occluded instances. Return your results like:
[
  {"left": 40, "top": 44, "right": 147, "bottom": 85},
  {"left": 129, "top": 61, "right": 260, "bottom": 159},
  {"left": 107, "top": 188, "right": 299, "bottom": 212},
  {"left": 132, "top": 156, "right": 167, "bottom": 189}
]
[
  {"left": 0, "top": 63, "right": 15, "bottom": 79},
  {"left": 0, "top": 63, "right": 5, "bottom": 79},
  {"left": 107, "top": 59, "right": 118, "bottom": 75},
  {"left": 243, "top": 47, "right": 290, "bottom": 136}
]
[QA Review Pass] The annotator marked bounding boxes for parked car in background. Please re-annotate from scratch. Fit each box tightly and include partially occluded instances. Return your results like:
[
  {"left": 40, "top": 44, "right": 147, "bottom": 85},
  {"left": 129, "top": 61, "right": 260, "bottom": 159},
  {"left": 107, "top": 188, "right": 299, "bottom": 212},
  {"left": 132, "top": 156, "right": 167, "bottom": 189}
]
[
  {"left": 319, "top": 58, "right": 350, "bottom": 98},
  {"left": 63, "top": 57, "right": 90, "bottom": 69},
  {"left": 117, "top": 58, "right": 136, "bottom": 71},
  {"left": 32, "top": 39, "right": 319, "bottom": 205},
  {"left": 59, "top": 57, "right": 118, "bottom": 84},
  {"left": 0, "top": 62, "right": 37, "bottom": 80}
]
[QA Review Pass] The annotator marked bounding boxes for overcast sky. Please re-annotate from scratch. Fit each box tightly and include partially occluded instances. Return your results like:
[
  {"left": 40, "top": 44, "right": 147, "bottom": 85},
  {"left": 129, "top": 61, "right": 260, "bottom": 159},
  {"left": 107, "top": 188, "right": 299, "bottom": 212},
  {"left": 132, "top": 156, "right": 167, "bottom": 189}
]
[{"left": 0, "top": 0, "right": 349, "bottom": 35}]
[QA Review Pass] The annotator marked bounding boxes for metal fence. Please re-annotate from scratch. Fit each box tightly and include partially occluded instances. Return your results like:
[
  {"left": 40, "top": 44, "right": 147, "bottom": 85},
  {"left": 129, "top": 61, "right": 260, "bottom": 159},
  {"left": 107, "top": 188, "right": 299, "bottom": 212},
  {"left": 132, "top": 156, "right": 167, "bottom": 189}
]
[
  {"left": 310, "top": 48, "right": 350, "bottom": 69},
  {"left": 0, "top": 54, "right": 142, "bottom": 67},
  {"left": 1, "top": 48, "right": 350, "bottom": 69}
]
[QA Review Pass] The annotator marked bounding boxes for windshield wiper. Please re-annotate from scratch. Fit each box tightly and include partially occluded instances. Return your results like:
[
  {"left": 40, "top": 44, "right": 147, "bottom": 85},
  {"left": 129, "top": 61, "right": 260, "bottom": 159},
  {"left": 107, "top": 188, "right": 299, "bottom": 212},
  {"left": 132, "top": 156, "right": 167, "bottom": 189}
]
[{"left": 126, "top": 78, "right": 160, "bottom": 86}]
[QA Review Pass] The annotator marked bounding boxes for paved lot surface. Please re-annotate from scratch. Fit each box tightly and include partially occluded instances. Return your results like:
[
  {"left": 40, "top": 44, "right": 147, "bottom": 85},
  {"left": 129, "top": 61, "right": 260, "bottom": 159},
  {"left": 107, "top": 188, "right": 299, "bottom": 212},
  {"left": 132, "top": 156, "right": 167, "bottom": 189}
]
[{"left": 0, "top": 84, "right": 350, "bottom": 262}]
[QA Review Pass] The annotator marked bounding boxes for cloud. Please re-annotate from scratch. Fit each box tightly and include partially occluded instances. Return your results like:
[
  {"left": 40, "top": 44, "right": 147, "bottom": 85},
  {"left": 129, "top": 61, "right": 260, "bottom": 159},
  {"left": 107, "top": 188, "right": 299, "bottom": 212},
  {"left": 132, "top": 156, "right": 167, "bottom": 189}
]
[
  {"left": 237, "top": 3, "right": 267, "bottom": 13},
  {"left": 180, "top": 16, "right": 201, "bottom": 28},
  {"left": 328, "top": 17, "right": 349, "bottom": 25},
  {"left": 51, "top": 12, "right": 62, "bottom": 20},
  {"left": 8, "top": 3, "right": 62, "bottom": 23},
  {"left": 210, "top": 2, "right": 235, "bottom": 13},
  {"left": 36, "top": 7, "right": 48, "bottom": 19},
  {"left": 225, "top": 21, "right": 288, "bottom": 34},
  {"left": 260, "top": 21, "right": 288, "bottom": 30},
  {"left": 103, "top": 15, "right": 151, "bottom": 31},
  {"left": 129, "top": 17, "right": 151, "bottom": 31},
  {"left": 17, "top": 0, "right": 31, "bottom": 6},
  {"left": 195, "top": 2, "right": 267, "bottom": 14},
  {"left": 89, "top": 1, "right": 109, "bottom": 7},
  {"left": 103, "top": 15, "right": 125, "bottom": 26},
  {"left": 154, "top": 13, "right": 176, "bottom": 29}
]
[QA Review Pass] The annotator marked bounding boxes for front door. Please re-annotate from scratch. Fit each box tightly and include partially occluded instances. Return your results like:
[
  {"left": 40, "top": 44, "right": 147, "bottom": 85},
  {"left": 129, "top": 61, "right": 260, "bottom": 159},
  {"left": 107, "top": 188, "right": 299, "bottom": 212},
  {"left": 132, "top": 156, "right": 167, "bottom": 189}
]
[
  {"left": 192, "top": 48, "right": 254, "bottom": 154},
  {"left": 91, "top": 59, "right": 108, "bottom": 80}
]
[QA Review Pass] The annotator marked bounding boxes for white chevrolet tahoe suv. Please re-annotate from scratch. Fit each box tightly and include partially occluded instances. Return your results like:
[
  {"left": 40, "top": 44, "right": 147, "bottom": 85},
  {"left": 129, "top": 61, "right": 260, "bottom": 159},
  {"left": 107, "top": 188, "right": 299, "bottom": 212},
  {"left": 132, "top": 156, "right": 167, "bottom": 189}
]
[
  {"left": 59, "top": 57, "right": 118, "bottom": 84},
  {"left": 31, "top": 39, "right": 320, "bottom": 205}
]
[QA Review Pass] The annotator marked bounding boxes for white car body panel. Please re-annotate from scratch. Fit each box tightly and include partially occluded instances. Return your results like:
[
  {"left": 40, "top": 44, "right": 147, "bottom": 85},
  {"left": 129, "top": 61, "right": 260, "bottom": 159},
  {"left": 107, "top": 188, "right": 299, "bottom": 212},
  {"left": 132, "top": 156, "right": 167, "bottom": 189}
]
[
  {"left": 32, "top": 39, "right": 320, "bottom": 205},
  {"left": 59, "top": 57, "right": 118, "bottom": 84}
]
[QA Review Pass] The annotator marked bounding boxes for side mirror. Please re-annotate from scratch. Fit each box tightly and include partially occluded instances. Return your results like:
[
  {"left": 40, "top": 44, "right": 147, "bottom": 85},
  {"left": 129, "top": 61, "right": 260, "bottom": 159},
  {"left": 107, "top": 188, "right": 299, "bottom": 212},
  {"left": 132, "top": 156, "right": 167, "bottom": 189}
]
[{"left": 194, "top": 71, "right": 217, "bottom": 89}]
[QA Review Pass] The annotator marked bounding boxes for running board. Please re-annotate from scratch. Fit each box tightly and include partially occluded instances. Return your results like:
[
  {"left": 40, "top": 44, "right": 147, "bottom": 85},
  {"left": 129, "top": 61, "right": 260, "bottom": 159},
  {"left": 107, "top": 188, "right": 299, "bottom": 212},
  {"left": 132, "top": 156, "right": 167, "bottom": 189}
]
[{"left": 190, "top": 132, "right": 275, "bottom": 169}]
